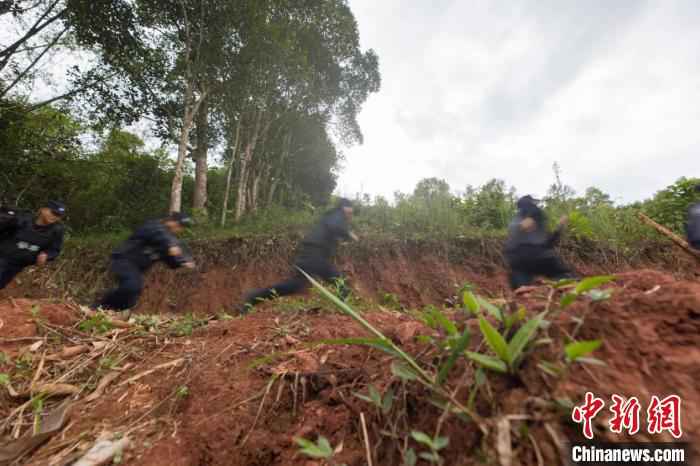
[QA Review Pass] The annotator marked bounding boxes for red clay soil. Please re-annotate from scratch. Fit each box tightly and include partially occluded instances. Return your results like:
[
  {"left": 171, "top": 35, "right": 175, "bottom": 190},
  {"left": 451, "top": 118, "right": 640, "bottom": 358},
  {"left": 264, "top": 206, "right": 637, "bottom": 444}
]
[
  {"left": 0, "top": 298, "right": 77, "bottom": 342},
  {"left": 3, "top": 235, "right": 696, "bottom": 316},
  {"left": 557, "top": 270, "right": 700, "bottom": 444},
  {"left": 133, "top": 247, "right": 511, "bottom": 315},
  {"left": 1, "top": 268, "right": 698, "bottom": 466},
  {"left": 126, "top": 270, "right": 698, "bottom": 466}
]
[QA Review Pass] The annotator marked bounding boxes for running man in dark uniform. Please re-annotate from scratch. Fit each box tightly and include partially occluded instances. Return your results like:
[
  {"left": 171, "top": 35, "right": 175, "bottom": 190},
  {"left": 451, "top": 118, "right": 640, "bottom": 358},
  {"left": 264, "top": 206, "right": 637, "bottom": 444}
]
[
  {"left": 504, "top": 195, "right": 574, "bottom": 290},
  {"left": 239, "top": 198, "right": 358, "bottom": 312},
  {"left": 0, "top": 201, "right": 66, "bottom": 290},
  {"left": 93, "top": 213, "right": 195, "bottom": 311}
]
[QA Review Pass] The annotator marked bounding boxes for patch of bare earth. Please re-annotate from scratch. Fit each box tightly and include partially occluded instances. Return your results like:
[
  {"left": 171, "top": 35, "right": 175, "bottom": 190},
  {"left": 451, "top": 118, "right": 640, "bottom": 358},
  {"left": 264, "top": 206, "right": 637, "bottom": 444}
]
[{"left": 1, "top": 268, "right": 698, "bottom": 465}]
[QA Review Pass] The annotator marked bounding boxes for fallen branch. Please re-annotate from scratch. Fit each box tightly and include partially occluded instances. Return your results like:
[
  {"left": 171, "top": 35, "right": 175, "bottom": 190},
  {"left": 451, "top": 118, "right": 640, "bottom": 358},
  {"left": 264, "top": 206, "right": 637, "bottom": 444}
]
[
  {"left": 85, "top": 371, "right": 122, "bottom": 402},
  {"left": 117, "top": 358, "right": 185, "bottom": 387},
  {"left": 45, "top": 345, "right": 91, "bottom": 361},
  {"left": 638, "top": 213, "right": 700, "bottom": 261},
  {"left": 360, "top": 412, "right": 373, "bottom": 466},
  {"left": 27, "top": 383, "right": 80, "bottom": 398}
]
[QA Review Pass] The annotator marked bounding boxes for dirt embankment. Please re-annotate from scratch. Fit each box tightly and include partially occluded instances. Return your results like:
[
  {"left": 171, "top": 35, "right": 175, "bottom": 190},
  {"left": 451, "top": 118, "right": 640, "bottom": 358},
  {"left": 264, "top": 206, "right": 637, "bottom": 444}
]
[
  {"left": 1, "top": 235, "right": 697, "bottom": 314},
  {"left": 1, "top": 267, "right": 698, "bottom": 466}
]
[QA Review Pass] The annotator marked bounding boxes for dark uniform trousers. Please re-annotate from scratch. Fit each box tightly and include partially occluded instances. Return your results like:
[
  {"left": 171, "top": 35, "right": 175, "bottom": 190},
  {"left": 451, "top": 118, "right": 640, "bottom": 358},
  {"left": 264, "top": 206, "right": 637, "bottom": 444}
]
[
  {"left": 506, "top": 246, "right": 573, "bottom": 290},
  {"left": 243, "top": 247, "right": 349, "bottom": 307},
  {"left": 0, "top": 258, "right": 24, "bottom": 290},
  {"left": 97, "top": 258, "right": 145, "bottom": 311}
]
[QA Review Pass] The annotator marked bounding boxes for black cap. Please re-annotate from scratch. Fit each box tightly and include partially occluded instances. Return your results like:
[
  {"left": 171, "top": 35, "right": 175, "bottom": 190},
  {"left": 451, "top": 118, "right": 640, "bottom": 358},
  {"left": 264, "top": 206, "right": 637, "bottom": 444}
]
[
  {"left": 168, "top": 212, "right": 194, "bottom": 226},
  {"left": 336, "top": 198, "right": 353, "bottom": 209},
  {"left": 517, "top": 195, "right": 540, "bottom": 209},
  {"left": 46, "top": 200, "right": 66, "bottom": 217}
]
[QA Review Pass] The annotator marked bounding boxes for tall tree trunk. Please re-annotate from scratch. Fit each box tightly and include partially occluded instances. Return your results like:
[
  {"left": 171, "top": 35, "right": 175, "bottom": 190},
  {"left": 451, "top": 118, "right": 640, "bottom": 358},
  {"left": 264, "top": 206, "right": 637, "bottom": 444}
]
[
  {"left": 170, "top": 81, "right": 206, "bottom": 213},
  {"left": 193, "top": 97, "right": 209, "bottom": 211},
  {"left": 250, "top": 171, "right": 261, "bottom": 213},
  {"left": 267, "top": 131, "right": 292, "bottom": 206},
  {"left": 235, "top": 109, "right": 263, "bottom": 221},
  {"left": 221, "top": 116, "right": 242, "bottom": 227}
]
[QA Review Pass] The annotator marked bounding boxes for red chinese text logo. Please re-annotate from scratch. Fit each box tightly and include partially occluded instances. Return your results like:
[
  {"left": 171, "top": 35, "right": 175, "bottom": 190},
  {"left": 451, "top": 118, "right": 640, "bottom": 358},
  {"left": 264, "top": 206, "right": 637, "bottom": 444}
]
[
  {"left": 647, "top": 395, "right": 682, "bottom": 439},
  {"left": 572, "top": 393, "right": 683, "bottom": 440},
  {"left": 572, "top": 392, "right": 606, "bottom": 440},
  {"left": 609, "top": 394, "right": 641, "bottom": 435}
]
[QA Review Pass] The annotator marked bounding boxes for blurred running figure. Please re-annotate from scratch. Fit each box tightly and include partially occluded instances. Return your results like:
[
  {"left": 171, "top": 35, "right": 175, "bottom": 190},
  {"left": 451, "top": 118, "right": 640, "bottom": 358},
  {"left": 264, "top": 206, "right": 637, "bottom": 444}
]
[
  {"left": 504, "top": 195, "right": 574, "bottom": 290},
  {"left": 687, "top": 184, "right": 700, "bottom": 251},
  {"left": 94, "top": 213, "right": 195, "bottom": 311},
  {"left": 0, "top": 201, "right": 66, "bottom": 290},
  {"left": 239, "top": 198, "right": 358, "bottom": 312}
]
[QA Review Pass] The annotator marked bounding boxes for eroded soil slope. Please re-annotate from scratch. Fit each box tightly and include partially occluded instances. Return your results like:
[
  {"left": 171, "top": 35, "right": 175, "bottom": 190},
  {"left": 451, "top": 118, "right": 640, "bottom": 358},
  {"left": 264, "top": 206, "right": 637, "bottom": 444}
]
[{"left": 1, "top": 268, "right": 698, "bottom": 465}]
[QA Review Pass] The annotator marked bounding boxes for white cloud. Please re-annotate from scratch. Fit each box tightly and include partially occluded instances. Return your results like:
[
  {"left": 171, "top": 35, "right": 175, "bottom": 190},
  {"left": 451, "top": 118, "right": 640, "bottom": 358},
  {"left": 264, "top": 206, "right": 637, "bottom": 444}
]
[{"left": 340, "top": 0, "right": 697, "bottom": 202}]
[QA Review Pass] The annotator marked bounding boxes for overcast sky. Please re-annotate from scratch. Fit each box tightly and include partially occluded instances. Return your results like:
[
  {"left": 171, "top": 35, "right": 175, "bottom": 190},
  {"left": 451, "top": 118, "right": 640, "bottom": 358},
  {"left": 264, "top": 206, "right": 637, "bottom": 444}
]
[{"left": 336, "top": 0, "right": 699, "bottom": 203}]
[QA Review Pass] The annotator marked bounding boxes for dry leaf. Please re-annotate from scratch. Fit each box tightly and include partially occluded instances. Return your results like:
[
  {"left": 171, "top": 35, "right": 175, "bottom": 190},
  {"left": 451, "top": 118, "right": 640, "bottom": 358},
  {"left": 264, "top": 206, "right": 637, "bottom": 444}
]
[
  {"left": 28, "top": 341, "right": 44, "bottom": 352},
  {"left": 86, "top": 372, "right": 121, "bottom": 402},
  {"left": 73, "top": 436, "right": 130, "bottom": 466}
]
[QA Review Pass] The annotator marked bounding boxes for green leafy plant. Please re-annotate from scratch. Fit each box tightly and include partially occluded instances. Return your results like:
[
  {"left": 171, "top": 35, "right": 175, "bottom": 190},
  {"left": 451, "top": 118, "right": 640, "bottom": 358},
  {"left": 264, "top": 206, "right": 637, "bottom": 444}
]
[
  {"left": 134, "top": 314, "right": 161, "bottom": 332},
  {"left": 565, "top": 340, "right": 604, "bottom": 366},
  {"left": 411, "top": 431, "right": 449, "bottom": 465},
  {"left": 294, "top": 435, "right": 343, "bottom": 463},
  {"left": 560, "top": 276, "right": 616, "bottom": 310},
  {"left": 436, "top": 326, "right": 471, "bottom": 386},
  {"left": 14, "top": 354, "right": 33, "bottom": 376},
  {"left": 538, "top": 339, "right": 604, "bottom": 377},
  {"left": 463, "top": 291, "right": 503, "bottom": 321},
  {"left": 354, "top": 384, "right": 394, "bottom": 415},
  {"left": 175, "top": 385, "right": 190, "bottom": 398},
  {"left": 381, "top": 292, "right": 402, "bottom": 310},
  {"left": 299, "top": 268, "right": 487, "bottom": 434},
  {"left": 403, "top": 448, "right": 418, "bottom": 466},
  {"left": 169, "top": 313, "right": 208, "bottom": 337},
  {"left": 79, "top": 313, "right": 114, "bottom": 334},
  {"left": 466, "top": 312, "right": 546, "bottom": 374},
  {"left": 31, "top": 393, "right": 46, "bottom": 434}
]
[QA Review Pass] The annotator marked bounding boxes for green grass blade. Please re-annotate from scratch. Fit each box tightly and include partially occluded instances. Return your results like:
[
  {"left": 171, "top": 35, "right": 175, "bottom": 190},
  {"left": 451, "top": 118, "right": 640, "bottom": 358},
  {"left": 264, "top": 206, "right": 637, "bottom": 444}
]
[
  {"left": 436, "top": 327, "right": 471, "bottom": 385},
  {"left": 431, "top": 307, "right": 458, "bottom": 336},
  {"left": 410, "top": 431, "right": 433, "bottom": 446},
  {"left": 299, "top": 268, "right": 433, "bottom": 384},
  {"left": 382, "top": 386, "right": 395, "bottom": 415},
  {"left": 574, "top": 276, "right": 616, "bottom": 294},
  {"left": 463, "top": 291, "right": 480, "bottom": 315},
  {"left": 477, "top": 315, "right": 510, "bottom": 364},
  {"left": 314, "top": 338, "right": 401, "bottom": 357},
  {"left": 391, "top": 361, "right": 418, "bottom": 381},
  {"left": 478, "top": 297, "right": 503, "bottom": 322},
  {"left": 560, "top": 293, "right": 578, "bottom": 309},
  {"left": 466, "top": 352, "right": 508, "bottom": 373},
  {"left": 507, "top": 312, "right": 545, "bottom": 366},
  {"left": 565, "top": 340, "right": 602, "bottom": 361}
]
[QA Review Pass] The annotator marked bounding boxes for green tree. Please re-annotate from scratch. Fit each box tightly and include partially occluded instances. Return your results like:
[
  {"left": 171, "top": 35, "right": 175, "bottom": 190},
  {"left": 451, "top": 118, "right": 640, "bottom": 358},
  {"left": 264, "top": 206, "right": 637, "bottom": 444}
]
[
  {"left": 0, "top": 100, "right": 82, "bottom": 207},
  {"left": 644, "top": 177, "right": 700, "bottom": 234},
  {"left": 463, "top": 179, "right": 517, "bottom": 230}
]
